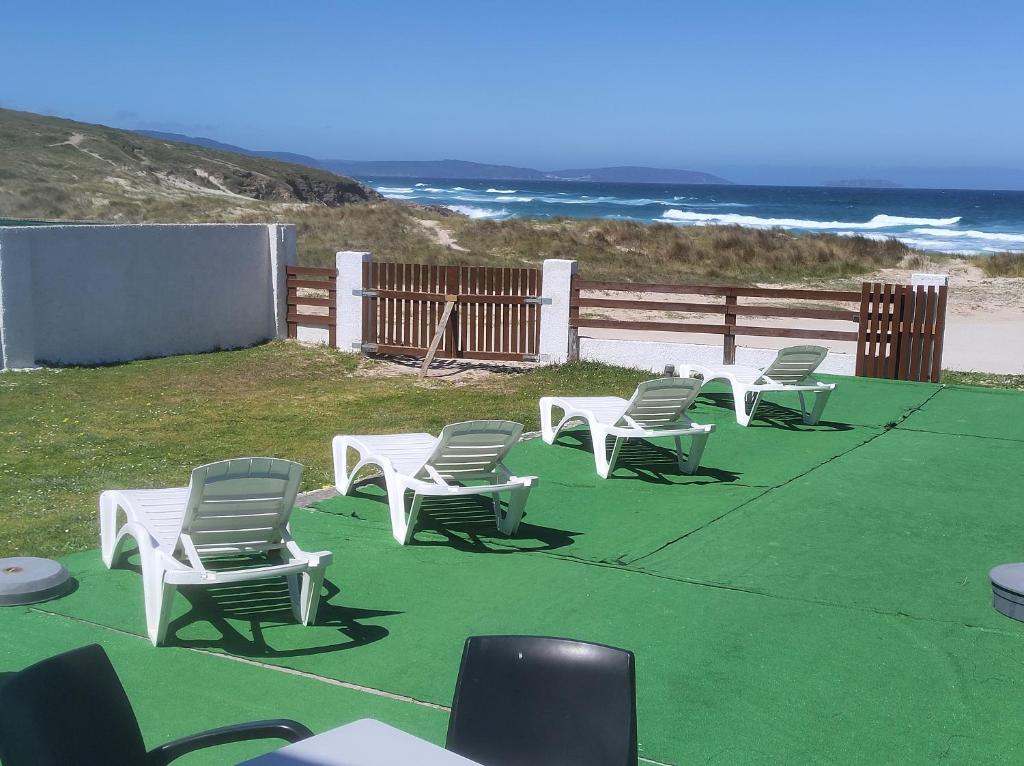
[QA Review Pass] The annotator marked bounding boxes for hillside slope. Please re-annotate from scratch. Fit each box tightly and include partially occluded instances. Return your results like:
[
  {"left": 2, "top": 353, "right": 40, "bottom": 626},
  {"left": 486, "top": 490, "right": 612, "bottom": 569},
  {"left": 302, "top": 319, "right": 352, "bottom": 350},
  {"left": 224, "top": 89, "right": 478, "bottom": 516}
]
[
  {"left": 1, "top": 108, "right": 961, "bottom": 285},
  {"left": 0, "top": 108, "right": 378, "bottom": 220}
]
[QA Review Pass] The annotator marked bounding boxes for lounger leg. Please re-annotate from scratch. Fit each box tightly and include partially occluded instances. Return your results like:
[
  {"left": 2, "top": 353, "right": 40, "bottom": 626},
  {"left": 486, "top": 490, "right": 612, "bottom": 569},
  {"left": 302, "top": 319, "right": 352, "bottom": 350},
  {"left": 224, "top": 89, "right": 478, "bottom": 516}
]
[
  {"left": 539, "top": 398, "right": 557, "bottom": 443},
  {"left": 802, "top": 389, "right": 832, "bottom": 425},
  {"left": 540, "top": 399, "right": 577, "bottom": 445},
  {"left": 382, "top": 474, "right": 417, "bottom": 544},
  {"left": 679, "top": 431, "right": 710, "bottom": 474},
  {"left": 143, "top": 570, "right": 176, "bottom": 646},
  {"left": 596, "top": 435, "right": 624, "bottom": 479},
  {"left": 290, "top": 566, "right": 327, "bottom": 626},
  {"left": 99, "top": 493, "right": 123, "bottom": 568},
  {"left": 497, "top": 486, "right": 531, "bottom": 536},
  {"left": 401, "top": 494, "right": 425, "bottom": 545},
  {"left": 736, "top": 387, "right": 761, "bottom": 427},
  {"left": 334, "top": 440, "right": 367, "bottom": 496}
]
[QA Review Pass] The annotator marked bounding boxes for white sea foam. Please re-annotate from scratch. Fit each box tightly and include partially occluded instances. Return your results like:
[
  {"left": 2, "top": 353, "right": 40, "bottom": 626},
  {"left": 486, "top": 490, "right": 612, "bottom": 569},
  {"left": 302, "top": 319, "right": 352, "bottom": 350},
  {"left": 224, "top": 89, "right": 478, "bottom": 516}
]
[
  {"left": 417, "top": 187, "right": 444, "bottom": 192},
  {"left": 910, "top": 227, "right": 1024, "bottom": 244},
  {"left": 382, "top": 193, "right": 415, "bottom": 199},
  {"left": 833, "top": 228, "right": 1024, "bottom": 254},
  {"left": 445, "top": 204, "right": 509, "bottom": 219},
  {"left": 452, "top": 187, "right": 469, "bottom": 191},
  {"left": 376, "top": 186, "right": 415, "bottom": 194},
  {"left": 486, "top": 188, "right": 517, "bottom": 193},
  {"left": 494, "top": 195, "right": 534, "bottom": 202},
  {"left": 658, "top": 210, "right": 962, "bottom": 230},
  {"left": 414, "top": 183, "right": 427, "bottom": 187}
]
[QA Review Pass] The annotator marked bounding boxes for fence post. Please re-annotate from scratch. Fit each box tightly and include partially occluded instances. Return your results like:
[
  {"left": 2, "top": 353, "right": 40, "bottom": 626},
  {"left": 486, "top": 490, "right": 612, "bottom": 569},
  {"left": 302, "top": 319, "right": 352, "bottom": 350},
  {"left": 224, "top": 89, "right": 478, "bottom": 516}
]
[
  {"left": 723, "top": 291, "right": 737, "bottom": 364},
  {"left": 539, "top": 259, "right": 577, "bottom": 363},
  {"left": 268, "top": 224, "right": 297, "bottom": 340},
  {"left": 568, "top": 273, "right": 580, "bottom": 361},
  {"left": 336, "top": 250, "right": 371, "bottom": 352}
]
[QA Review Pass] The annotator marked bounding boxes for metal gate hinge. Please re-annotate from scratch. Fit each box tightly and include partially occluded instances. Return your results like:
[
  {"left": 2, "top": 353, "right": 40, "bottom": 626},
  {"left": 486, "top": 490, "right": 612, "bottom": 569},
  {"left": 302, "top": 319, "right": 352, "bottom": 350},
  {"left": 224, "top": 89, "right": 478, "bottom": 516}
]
[
  {"left": 524, "top": 296, "right": 551, "bottom": 305},
  {"left": 352, "top": 289, "right": 378, "bottom": 297}
]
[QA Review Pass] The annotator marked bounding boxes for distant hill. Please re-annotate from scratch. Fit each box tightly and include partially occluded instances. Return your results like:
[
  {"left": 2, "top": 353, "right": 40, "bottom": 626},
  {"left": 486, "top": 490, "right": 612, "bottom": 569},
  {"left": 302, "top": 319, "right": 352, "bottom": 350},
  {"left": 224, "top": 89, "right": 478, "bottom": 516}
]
[
  {"left": 0, "top": 110, "right": 379, "bottom": 220},
  {"left": 821, "top": 178, "right": 904, "bottom": 189},
  {"left": 133, "top": 130, "right": 730, "bottom": 185},
  {"left": 547, "top": 166, "right": 730, "bottom": 184},
  {"left": 135, "top": 130, "right": 325, "bottom": 170},
  {"left": 323, "top": 159, "right": 550, "bottom": 181}
]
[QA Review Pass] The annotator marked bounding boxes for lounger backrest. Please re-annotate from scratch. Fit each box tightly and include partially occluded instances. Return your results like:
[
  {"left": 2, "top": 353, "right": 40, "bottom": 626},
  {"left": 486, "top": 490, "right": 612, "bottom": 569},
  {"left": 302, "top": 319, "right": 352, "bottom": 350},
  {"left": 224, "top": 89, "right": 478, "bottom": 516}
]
[
  {"left": 620, "top": 378, "right": 702, "bottom": 428},
  {"left": 759, "top": 345, "right": 828, "bottom": 385},
  {"left": 420, "top": 420, "right": 524, "bottom": 482},
  {"left": 178, "top": 458, "right": 304, "bottom": 557}
]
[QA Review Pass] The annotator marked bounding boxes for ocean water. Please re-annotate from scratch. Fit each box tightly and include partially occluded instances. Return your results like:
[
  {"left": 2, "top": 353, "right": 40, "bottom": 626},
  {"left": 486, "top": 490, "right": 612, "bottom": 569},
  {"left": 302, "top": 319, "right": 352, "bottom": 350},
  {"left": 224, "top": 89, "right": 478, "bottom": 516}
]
[{"left": 363, "top": 178, "right": 1024, "bottom": 255}]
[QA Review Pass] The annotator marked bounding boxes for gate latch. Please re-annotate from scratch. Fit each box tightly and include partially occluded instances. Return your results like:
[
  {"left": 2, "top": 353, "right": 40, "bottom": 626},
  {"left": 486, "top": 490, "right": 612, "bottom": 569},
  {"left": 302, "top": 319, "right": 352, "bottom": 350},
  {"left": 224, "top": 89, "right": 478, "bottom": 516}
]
[
  {"left": 352, "top": 288, "right": 378, "bottom": 297},
  {"left": 523, "top": 296, "right": 551, "bottom": 305}
]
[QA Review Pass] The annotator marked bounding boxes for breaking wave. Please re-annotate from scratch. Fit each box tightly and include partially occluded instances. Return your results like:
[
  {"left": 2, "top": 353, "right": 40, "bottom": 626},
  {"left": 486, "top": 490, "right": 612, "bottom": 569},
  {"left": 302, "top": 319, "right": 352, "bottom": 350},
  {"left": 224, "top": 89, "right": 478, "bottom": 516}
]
[
  {"left": 658, "top": 210, "right": 962, "bottom": 230},
  {"left": 445, "top": 204, "right": 509, "bottom": 219},
  {"left": 910, "top": 228, "right": 1024, "bottom": 244}
]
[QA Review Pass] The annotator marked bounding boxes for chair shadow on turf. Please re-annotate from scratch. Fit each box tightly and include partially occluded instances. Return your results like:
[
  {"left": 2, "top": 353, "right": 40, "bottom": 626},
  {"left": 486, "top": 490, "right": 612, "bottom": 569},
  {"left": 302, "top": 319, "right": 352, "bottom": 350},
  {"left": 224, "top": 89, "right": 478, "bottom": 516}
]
[
  {"left": 697, "top": 392, "right": 853, "bottom": 431},
  {"left": 345, "top": 480, "right": 581, "bottom": 554},
  {"left": 167, "top": 576, "right": 399, "bottom": 658},
  {"left": 115, "top": 554, "right": 397, "bottom": 657},
  {"left": 552, "top": 430, "right": 741, "bottom": 485}
]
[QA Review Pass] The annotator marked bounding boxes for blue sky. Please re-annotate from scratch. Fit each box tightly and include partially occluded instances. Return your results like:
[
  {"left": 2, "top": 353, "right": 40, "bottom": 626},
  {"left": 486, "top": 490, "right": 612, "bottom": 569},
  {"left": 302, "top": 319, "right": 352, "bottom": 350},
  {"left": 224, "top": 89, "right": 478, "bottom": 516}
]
[{"left": 3, "top": 0, "right": 1023, "bottom": 186}]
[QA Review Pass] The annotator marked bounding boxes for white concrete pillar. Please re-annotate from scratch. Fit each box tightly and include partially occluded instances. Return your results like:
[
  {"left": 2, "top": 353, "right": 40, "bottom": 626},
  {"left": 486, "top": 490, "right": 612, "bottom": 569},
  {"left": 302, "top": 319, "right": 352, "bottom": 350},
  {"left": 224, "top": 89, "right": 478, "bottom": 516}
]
[
  {"left": 268, "top": 224, "right": 297, "bottom": 338},
  {"left": 539, "top": 258, "right": 578, "bottom": 364},
  {"left": 0, "top": 229, "right": 38, "bottom": 370},
  {"left": 337, "top": 250, "right": 372, "bottom": 352},
  {"left": 912, "top": 273, "right": 949, "bottom": 288}
]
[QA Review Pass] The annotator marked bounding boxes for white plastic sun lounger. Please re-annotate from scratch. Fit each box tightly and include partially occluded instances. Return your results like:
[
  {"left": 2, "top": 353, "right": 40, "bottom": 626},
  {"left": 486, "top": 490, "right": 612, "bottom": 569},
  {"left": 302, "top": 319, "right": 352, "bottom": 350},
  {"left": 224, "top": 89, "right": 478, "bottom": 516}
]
[
  {"left": 677, "top": 345, "right": 836, "bottom": 427},
  {"left": 539, "top": 377, "right": 714, "bottom": 478},
  {"left": 100, "top": 458, "right": 332, "bottom": 646},
  {"left": 332, "top": 420, "right": 537, "bottom": 545}
]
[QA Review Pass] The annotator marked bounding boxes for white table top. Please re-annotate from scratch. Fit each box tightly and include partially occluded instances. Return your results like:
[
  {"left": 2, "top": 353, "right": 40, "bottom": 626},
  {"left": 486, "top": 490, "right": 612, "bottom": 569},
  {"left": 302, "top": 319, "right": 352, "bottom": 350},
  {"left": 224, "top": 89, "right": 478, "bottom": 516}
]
[{"left": 237, "top": 718, "right": 484, "bottom": 766}]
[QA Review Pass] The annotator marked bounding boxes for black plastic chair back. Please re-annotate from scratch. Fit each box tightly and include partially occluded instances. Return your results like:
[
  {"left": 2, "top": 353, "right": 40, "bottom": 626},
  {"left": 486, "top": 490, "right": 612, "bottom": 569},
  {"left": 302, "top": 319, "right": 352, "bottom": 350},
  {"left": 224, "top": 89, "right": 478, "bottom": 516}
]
[
  {"left": 0, "top": 644, "right": 148, "bottom": 766},
  {"left": 446, "top": 635, "right": 638, "bottom": 766}
]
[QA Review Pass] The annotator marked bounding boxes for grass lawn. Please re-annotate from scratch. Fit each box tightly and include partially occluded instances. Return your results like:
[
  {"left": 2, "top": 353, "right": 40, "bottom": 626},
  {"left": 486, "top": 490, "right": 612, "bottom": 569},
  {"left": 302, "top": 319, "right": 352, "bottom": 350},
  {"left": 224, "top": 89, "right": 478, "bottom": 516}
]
[
  {"left": 4, "top": 343, "right": 1024, "bottom": 764},
  {"left": 0, "top": 342, "right": 646, "bottom": 557}
]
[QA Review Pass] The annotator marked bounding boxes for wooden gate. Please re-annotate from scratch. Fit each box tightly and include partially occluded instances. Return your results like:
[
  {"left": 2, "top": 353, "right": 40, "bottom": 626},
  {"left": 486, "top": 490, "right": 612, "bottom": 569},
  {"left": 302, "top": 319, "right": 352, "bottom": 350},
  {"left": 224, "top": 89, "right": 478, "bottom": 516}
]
[
  {"left": 286, "top": 266, "right": 337, "bottom": 346},
  {"left": 855, "top": 282, "right": 948, "bottom": 383},
  {"left": 360, "top": 263, "right": 543, "bottom": 361}
]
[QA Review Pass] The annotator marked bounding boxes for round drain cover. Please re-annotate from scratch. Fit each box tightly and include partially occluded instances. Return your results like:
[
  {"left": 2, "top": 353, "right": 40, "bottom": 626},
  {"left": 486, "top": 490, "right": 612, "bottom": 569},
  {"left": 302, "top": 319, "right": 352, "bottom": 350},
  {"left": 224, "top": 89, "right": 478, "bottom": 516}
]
[
  {"left": 0, "top": 557, "right": 73, "bottom": 606},
  {"left": 991, "top": 563, "right": 1024, "bottom": 622}
]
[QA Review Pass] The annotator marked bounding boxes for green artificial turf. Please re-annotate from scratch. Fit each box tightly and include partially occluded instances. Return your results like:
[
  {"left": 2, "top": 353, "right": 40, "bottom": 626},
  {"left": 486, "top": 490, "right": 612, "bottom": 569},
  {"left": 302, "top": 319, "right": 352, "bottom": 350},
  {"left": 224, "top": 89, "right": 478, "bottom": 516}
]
[{"left": 4, "top": 360, "right": 1024, "bottom": 764}]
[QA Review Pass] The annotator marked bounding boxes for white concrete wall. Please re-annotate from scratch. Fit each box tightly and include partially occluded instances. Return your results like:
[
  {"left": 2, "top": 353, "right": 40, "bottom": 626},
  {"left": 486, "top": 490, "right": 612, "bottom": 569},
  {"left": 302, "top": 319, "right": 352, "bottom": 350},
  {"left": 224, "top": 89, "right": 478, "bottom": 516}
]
[
  {"left": 579, "top": 337, "right": 856, "bottom": 376},
  {"left": 0, "top": 223, "right": 294, "bottom": 369}
]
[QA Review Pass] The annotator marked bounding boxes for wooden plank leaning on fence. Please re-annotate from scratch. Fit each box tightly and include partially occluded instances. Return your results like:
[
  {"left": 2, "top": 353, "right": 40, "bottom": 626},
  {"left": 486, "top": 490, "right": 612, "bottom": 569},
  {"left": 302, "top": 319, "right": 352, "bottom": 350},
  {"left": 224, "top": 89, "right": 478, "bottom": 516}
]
[{"left": 418, "top": 294, "right": 458, "bottom": 379}]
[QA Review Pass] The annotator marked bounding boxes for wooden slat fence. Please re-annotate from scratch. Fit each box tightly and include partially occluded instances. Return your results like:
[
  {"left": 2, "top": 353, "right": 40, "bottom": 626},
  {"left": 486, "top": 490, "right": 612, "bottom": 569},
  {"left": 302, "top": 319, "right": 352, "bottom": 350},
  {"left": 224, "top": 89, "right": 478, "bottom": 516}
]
[
  {"left": 570, "top": 277, "right": 947, "bottom": 382},
  {"left": 361, "top": 263, "right": 543, "bottom": 362},
  {"left": 286, "top": 266, "right": 336, "bottom": 346},
  {"left": 571, "top": 278, "right": 862, "bottom": 365},
  {"left": 855, "top": 282, "right": 947, "bottom": 383}
]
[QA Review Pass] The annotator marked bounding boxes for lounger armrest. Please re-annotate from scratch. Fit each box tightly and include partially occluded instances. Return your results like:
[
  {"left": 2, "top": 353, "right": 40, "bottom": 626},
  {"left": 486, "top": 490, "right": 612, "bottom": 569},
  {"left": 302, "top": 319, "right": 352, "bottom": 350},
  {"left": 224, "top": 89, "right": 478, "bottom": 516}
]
[
  {"left": 148, "top": 719, "right": 313, "bottom": 765},
  {"left": 497, "top": 463, "right": 538, "bottom": 487},
  {"left": 283, "top": 538, "right": 334, "bottom": 567}
]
